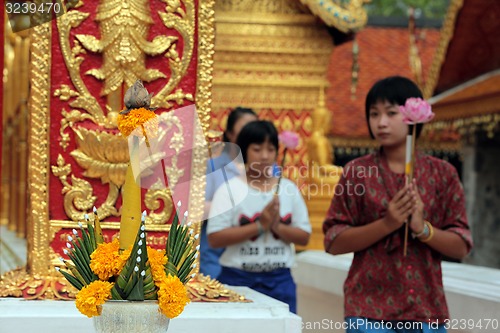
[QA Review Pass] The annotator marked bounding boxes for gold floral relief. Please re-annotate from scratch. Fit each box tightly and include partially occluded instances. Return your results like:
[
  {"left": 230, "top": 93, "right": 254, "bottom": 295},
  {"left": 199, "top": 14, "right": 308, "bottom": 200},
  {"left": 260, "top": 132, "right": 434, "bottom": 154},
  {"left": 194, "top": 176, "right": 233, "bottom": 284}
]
[
  {"left": 51, "top": 110, "right": 187, "bottom": 224},
  {"left": 145, "top": 186, "right": 174, "bottom": 225},
  {"left": 55, "top": 0, "right": 196, "bottom": 128},
  {"left": 49, "top": 0, "right": 196, "bottom": 225},
  {"left": 216, "top": 0, "right": 307, "bottom": 14},
  {"left": 51, "top": 154, "right": 97, "bottom": 221}
]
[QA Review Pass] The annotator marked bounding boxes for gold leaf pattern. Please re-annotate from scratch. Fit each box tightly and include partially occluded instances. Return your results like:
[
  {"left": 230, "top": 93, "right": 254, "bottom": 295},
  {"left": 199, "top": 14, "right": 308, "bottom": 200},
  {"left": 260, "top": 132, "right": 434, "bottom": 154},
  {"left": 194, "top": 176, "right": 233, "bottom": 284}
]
[
  {"left": 145, "top": 186, "right": 174, "bottom": 225},
  {"left": 70, "top": 128, "right": 129, "bottom": 186}
]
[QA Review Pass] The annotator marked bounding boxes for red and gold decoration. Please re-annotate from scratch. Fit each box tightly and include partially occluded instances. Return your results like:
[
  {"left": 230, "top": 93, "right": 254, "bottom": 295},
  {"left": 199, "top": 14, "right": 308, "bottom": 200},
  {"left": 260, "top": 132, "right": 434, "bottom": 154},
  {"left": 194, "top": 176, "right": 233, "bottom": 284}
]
[{"left": 0, "top": 0, "right": 225, "bottom": 300}]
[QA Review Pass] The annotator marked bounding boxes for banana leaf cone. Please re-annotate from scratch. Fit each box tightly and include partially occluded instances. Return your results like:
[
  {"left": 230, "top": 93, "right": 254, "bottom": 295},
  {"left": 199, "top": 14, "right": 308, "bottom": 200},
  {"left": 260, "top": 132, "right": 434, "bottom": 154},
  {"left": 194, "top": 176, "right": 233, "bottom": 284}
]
[{"left": 113, "top": 214, "right": 150, "bottom": 301}]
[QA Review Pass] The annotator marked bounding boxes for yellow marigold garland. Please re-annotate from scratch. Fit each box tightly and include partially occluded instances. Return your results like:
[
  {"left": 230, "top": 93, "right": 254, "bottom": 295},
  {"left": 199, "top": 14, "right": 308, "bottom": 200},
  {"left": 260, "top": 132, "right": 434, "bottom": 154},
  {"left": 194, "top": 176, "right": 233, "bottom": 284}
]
[
  {"left": 75, "top": 281, "right": 114, "bottom": 318},
  {"left": 156, "top": 275, "right": 190, "bottom": 319},
  {"left": 90, "top": 238, "right": 131, "bottom": 280},
  {"left": 117, "top": 107, "right": 159, "bottom": 138}
]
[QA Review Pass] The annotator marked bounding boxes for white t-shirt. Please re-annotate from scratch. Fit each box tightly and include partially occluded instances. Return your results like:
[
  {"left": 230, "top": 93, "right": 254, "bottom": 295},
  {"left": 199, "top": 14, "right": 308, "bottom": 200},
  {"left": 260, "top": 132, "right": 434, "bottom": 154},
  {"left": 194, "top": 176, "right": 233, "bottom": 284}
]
[{"left": 207, "top": 177, "right": 311, "bottom": 272}]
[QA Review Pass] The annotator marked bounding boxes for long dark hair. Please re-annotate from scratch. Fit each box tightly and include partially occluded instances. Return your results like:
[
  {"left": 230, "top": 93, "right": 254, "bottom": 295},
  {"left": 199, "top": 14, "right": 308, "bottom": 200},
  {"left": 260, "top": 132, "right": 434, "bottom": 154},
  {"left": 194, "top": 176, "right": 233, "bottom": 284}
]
[
  {"left": 223, "top": 107, "right": 258, "bottom": 143},
  {"left": 237, "top": 121, "right": 279, "bottom": 164},
  {"left": 365, "top": 76, "right": 424, "bottom": 139}
]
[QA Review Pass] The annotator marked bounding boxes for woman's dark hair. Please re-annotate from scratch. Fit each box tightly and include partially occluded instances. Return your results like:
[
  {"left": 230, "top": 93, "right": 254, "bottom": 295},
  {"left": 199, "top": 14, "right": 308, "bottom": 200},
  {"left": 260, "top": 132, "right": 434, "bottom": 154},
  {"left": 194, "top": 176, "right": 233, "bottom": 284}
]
[
  {"left": 223, "top": 107, "right": 258, "bottom": 142},
  {"left": 365, "top": 76, "right": 424, "bottom": 139},
  {"left": 236, "top": 120, "right": 279, "bottom": 164}
]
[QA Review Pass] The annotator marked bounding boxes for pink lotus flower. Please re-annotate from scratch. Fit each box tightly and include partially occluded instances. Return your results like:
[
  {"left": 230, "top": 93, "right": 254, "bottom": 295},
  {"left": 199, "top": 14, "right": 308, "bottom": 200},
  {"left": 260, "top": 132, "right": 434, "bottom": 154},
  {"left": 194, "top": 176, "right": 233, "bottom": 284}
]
[
  {"left": 274, "top": 131, "right": 299, "bottom": 195},
  {"left": 278, "top": 131, "right": 299, "bottom": 150},
  {"left": 399, "top": 98, "right": 435, "bottom": 125}
]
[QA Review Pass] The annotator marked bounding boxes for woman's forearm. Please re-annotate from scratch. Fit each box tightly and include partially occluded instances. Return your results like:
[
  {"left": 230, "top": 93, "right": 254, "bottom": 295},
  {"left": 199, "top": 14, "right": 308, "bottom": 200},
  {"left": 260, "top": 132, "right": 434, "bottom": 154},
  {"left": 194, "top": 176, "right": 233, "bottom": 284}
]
[
  {"left": 208, "top": 224, "right": 260, "bottom": 248},
  {"left": 327, "top": 218, "right": 397, "bottom": 255},
  {"left": 421, "top": 227, "right": 469, "bottom": 260},
  {"left": 272, "top": 224, "right": 310, "bottom": 246}
]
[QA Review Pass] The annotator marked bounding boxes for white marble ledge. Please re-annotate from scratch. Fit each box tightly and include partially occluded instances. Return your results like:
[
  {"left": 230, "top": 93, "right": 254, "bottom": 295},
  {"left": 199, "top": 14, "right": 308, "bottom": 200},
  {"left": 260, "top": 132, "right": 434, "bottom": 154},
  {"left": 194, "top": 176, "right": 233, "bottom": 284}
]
[
  {"left": 292, "top": 250, "right": 500, "bottom": 303},
  {"left": 0, "top": 287, "right": 301, "bottom": 333}
]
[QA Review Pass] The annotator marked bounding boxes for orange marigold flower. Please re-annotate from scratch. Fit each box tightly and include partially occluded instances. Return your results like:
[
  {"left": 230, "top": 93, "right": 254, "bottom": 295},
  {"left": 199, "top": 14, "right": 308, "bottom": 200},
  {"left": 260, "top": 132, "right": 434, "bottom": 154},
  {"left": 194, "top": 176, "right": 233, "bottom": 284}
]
[
  {"left": 117, "top": 107, "right": 159, "bottom": 138},
  {"left": 75, "top": 280, "right": 113, "bottom": 318},
  {"left": 147, "top": 247, "right": 168, "bottom": 282},
  {"left": 157, "top": 275, "right": 190, "bottom": 319},
  {"left": 90, "top": 238, "right": 131, "bottom": 280}
]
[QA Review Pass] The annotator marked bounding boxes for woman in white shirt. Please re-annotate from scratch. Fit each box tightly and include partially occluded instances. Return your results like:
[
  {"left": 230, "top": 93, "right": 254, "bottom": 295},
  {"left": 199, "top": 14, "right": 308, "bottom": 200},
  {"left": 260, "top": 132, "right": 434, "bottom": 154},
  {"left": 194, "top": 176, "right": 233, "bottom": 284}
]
[{"left": 207, "top": 120, "right": 311, "bottom": 313}]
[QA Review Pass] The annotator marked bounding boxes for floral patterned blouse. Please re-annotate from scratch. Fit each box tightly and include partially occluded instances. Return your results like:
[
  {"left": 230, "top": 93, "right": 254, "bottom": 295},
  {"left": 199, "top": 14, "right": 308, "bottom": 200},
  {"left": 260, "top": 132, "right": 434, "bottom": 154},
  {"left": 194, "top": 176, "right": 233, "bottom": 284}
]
[{"left": 323, "top": 150, "right": 472, "bottom": 322}]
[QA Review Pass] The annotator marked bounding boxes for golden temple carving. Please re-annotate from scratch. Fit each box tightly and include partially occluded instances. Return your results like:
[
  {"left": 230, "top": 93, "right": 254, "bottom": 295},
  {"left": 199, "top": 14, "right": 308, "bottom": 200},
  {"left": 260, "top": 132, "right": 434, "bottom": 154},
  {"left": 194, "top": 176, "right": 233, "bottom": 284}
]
[
  {"left": 49, "top": 0, "right": 199, "bottom": 224},
  {"left": 56, "top": 0, "right": 196, "bottom": 128},
  {"left": 299, "top": 0, "right": 369, "bottom": 33},
  {"left": 0, "top": 267, "right": 77, "bottom": 300},
  {"left": 50, "top": 109, "right": 187, "bottom": 224},
  {"left": 216, "top": 0, "right": 307, "bottom": 14},
  {"left": 212, "top": 1, "right": 334, "bottom": 117},
  {"left": 51, "top": 154, "right": 98, "bottom": 221},
  {"left": 188, "top": 274, "right": 249, "bottom": 302},
  {"left": 307, "top": 87, "right": 342, "bottom": 187},
  {"left": 77, "top": 0, "right": 174, "bottom": 96},
  {"left": 27, "top": 11, "right": 52, "bottom": 278}
]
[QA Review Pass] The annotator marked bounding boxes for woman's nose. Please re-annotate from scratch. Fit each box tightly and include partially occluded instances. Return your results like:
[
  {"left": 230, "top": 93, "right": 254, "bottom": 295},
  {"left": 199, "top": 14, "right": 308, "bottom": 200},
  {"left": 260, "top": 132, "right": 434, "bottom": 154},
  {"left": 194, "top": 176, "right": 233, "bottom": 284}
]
[{"left": 378, "top": 114, "right": 389, "bottom": 127}]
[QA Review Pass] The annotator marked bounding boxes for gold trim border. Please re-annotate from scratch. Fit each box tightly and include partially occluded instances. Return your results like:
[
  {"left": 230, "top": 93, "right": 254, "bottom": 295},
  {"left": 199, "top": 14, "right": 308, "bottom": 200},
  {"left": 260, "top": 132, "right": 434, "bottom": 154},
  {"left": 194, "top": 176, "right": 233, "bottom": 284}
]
[
  {"left": 190, "top": 0, "right": 215, "bottom": 273},
  {"left": 27, "top": 16, "right": 51, "bottom": 276},
  {"left": 49, "top": 220, "right": 172, "bottom": 232},
  {"left": 423, "top": 0, "right": 464, "bottom": 99},
  {"left": 190, "top": 0, "right": 214, "bottom": 224}
]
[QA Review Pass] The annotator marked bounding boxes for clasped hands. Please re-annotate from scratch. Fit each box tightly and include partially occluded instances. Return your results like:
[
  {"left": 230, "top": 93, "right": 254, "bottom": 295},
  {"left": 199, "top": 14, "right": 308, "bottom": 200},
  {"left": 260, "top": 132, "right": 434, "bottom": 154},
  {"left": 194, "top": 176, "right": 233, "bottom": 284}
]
[
  {"left": 259, "top": 196, "right": 281, "bottom": 234},
  {"left": 383, "top": 179, "right": 425, "bottom": 235}
]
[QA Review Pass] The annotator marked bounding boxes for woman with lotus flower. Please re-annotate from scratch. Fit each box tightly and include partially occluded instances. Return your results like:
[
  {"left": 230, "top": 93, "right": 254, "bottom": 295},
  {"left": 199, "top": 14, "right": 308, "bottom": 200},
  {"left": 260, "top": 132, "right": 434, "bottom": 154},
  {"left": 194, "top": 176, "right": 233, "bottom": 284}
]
[{"left": 323, "top": 76, "right": 472, "bottom": 332}]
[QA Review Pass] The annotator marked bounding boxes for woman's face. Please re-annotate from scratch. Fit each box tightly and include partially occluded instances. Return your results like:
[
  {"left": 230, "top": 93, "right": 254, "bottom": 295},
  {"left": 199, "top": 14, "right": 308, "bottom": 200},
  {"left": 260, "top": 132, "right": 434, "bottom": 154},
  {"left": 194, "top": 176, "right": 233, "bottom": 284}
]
[
  {"left": 368, "top": 100, "right": 408, "bottom": 147},
  {"left": 246, "top": 139, "right": 277, "bottom": 177},
  {"left": 227, "top": 114, "right": 257, "bottom": 143}
]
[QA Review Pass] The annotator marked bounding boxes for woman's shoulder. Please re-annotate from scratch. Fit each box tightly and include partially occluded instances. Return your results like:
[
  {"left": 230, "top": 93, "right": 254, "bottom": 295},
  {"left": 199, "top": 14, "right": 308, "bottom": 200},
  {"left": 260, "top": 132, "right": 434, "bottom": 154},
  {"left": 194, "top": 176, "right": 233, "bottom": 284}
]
[
  {"left": 420, "top": 154, "right": 457, "bottom": 173},
  {"left": 419, "top": 154, "right": 460, "bottom": 182}
]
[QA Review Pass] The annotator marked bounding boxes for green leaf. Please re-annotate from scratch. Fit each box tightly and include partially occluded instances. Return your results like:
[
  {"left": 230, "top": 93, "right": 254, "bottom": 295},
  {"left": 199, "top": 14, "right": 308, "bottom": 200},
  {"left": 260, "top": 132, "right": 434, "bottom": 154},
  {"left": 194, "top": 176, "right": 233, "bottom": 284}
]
[
  {"left": 59, "top": 269, "right": 84, "bottom": 290},
  {"left": 126, "top": 271, "right": 144, "bottom": 301},
  {"left": 110, "top": 287, "right": 124, "bottom": 300},
  {"left": 164, "top": 212, "right": 196, "bottom": 284},
  {"left": 177, "top": 251, "right": 196, "bottom": 284},
  {"left": 66, "top": 249, "right": 93, "bottom": 283},
  {"left": 86, "top": 221, "right": 97, "bottom": 251},
  {"left": 78, "top": 225, "right": 93, "bottom": 256},
  {"left": 111, "top": 218, "right": 146, "bottom": 300},
  {"left": 65, "top": 261, "right": 88, "bottom": 286}
]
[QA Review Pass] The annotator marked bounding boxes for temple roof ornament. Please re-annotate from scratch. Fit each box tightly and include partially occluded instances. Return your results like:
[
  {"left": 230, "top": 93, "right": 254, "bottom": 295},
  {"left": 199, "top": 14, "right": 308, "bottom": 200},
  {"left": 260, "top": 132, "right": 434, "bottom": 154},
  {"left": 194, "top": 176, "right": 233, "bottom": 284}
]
[{"left": 299, "top": 0, "right": 369, "bottom": 33}]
